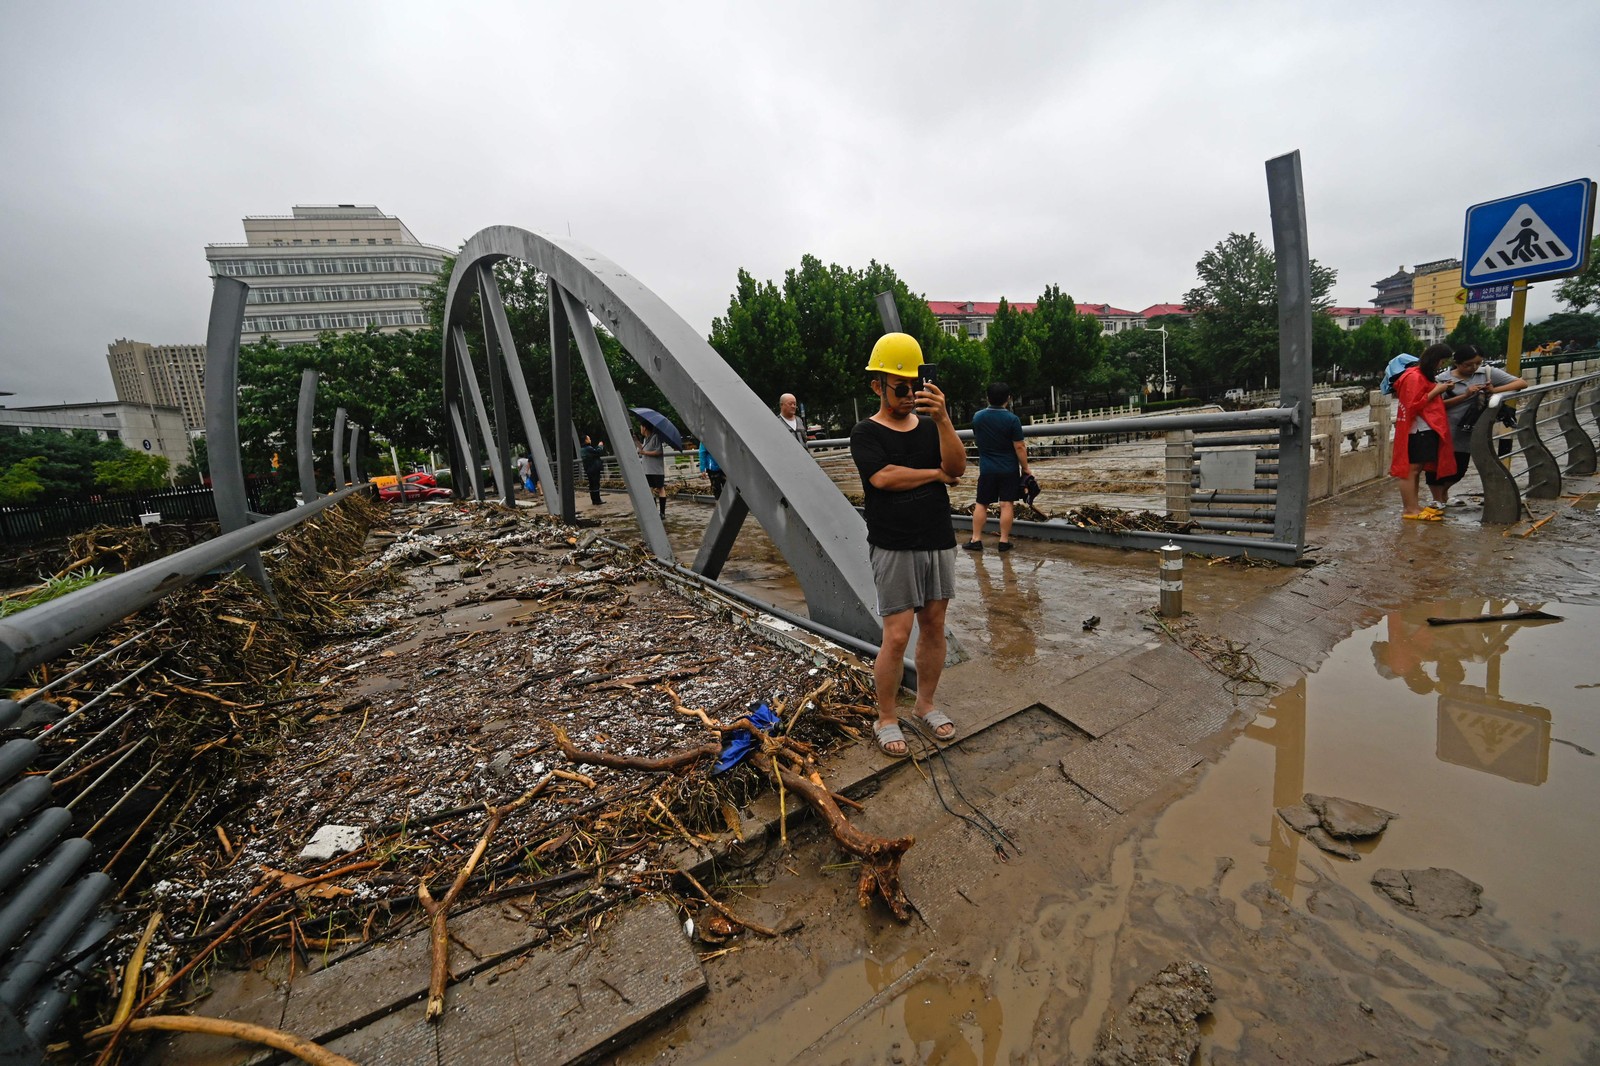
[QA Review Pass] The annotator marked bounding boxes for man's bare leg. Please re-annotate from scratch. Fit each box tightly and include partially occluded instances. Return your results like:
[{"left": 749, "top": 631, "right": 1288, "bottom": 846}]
[
  {"left": 969, "top": 502, "right": 988, "bottom": 545},
  {"left": 911, "top": 599, "right": 949, "bottom": 719},
  {"left": 875, "top": 609, "right": 915, "bottom": 756},
  {"left": 998, "top": 500, "right": 1015, "bottom": 544}
]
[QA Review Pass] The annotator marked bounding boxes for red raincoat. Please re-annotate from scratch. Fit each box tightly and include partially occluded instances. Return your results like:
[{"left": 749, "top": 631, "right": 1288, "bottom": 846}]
[{"left": 1389, "top": 366, "right": 1456, "bottom": 478}]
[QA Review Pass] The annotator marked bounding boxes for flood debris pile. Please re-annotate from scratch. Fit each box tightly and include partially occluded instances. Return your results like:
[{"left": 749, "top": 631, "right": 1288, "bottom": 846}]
[
  {"left": 1063, "top": 503, "right": 1198, "bottom": 535},
  {"left": 62, "top": 500, "right": 901, "bottom": 1057},
  {"left": 1091, "top": 961, "right": 1216, "bottom": 1066}
]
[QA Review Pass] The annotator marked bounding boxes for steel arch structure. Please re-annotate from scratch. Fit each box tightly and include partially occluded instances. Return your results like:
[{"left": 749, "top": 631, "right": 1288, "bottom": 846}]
[{"left": 439, "top": 226, "right": 878, "bottom": 641}]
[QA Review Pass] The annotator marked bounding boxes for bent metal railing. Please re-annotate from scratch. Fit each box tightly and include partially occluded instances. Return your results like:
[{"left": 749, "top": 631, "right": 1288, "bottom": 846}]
[
  {"left": 1476, "top": 370, "right": 1600, "bottom": 524},
  {"left": 439, "top": 228, "right": 880, "bottom": 643}
]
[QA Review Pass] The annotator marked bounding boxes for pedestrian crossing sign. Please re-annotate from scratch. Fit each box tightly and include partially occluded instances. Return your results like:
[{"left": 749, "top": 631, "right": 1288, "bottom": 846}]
[{"left": 1462, "top": 178, "right": 1595, "bottom": 287}]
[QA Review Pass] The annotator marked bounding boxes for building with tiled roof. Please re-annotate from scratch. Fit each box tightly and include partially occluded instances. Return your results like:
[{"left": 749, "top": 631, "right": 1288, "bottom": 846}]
[
  {"left": 929, "top": 299, "right": 1149, "bottom": 341},
  {"left": 1140, "top": 303, "right": 1194, "bottom": 320},
  {"left": 1325, "top": 306, "right": 1446, "bottom": 346}
]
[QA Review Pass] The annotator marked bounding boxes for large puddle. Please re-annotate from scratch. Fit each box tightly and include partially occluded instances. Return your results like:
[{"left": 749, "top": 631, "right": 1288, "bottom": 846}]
[{"left": 1138, "top": 597, "right": 1600, "bottom": 1054}]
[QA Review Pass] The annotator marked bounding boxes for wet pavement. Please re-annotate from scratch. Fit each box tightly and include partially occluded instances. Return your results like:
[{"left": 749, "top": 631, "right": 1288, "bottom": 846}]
[
  {"left": 605, "top": 471, "right": 1600, "bottom": 1064},
  {"left": 155, "top": 469, "right": 1600, "bottom": 1063}
]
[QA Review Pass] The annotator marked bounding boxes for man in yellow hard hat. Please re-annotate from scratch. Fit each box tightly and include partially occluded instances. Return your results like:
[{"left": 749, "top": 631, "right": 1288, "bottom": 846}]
[{"left": 849, "top": 332, "right": 966, "bottom": 757}]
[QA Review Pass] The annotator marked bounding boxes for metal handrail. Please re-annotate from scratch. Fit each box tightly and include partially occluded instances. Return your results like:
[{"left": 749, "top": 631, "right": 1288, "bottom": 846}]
[
  {"left": 805, "top": 405, "right": 1299, "bottom": 451},
  {"left": 0, "top": 485, "right": 367, "bottom": 685}
]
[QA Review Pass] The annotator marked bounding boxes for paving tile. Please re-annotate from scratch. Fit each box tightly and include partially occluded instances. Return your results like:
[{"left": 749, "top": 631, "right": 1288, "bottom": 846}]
[
  {"left": 1058, "top": 726, "right": 1203, "bottom": 815},
  {"left": 332, "top": 901, "right": 705, "bottom": 1066},
  {"left": 1034, "top": 663, "right": 1160, "bottom": 738}
]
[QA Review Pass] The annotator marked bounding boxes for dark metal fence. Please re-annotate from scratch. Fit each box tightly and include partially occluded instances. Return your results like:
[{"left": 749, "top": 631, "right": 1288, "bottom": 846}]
[
  {"left": 1476, "top": 369, "right": 1600, "bottom": 523},
  {"left": 0, "top": 481, "right": 278, "bottom": 545}
]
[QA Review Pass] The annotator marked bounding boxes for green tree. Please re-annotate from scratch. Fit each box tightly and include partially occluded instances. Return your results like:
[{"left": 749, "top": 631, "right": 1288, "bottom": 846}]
[
  {"left": 0, "top": 456, "right": 46, "bottom": 504},
  {"left": 0, "top": 428, "right": 127, "bottom": 499},
  {"left": 93, "top": 450, "right": 170, "bottom": 492},
  {"left": 984, "top": 298, "right": 1038, "bottom": 401},
  {"left": 1027, "top": 285, "right": 1105, "bottom": 400},
  {"left": 709, "top": 255, "right": 942, "bottom": 431},
  {"left": 175, "top": 437, "right": 209, "bottom": 485},
  {"left": 1555, "top": 236, "right": 1600, "bottom": 312},
  {"left": 933, "top": 330, "right": 991, "bottom": 422},
  {"left": 1184, "top": 233, "right": 1337, "bottom": 389},
  {"left": 1445, "top": 311, "right": 1496, "bottom": 354}
]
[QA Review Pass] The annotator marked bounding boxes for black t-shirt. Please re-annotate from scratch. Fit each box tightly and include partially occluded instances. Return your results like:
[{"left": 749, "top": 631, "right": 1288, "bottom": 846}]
[{"left": 849, "top": 416, "right": 956, "bottom": 551}]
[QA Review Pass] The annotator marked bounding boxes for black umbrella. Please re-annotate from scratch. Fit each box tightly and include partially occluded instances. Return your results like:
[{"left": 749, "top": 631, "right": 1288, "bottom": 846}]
[{"left": 629, "top": 407, "right": 683, "bottom": 450}]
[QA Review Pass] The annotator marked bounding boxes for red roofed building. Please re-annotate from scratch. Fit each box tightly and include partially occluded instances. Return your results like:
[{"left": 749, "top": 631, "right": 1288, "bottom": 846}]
[
  {"left": 928, "top": 299, "right": 1145, "bottom": 340},
  {"left": 1140, "top": 303, "right": 1194, "bottom": 321}
]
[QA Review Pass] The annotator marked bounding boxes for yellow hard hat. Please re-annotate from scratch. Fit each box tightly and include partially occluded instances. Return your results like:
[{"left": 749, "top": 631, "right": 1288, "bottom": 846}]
[{"left": 865, "top": 332, "right": 922, "bottom": 376}]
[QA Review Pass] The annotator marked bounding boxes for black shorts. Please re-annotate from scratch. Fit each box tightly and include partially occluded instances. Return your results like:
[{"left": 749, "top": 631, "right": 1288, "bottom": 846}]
[
  {"left": 1425, "top": 452, "right": 1470, "bottom": 487},
  {"left": 975, "top": 471, "right": 1022, "bottom": 506},
  {"left": 645, "top": 474, "right": 665, "bottom": 490},
  {"left": 1407, "top": 429, "right": 1440, "bottom": 465}
]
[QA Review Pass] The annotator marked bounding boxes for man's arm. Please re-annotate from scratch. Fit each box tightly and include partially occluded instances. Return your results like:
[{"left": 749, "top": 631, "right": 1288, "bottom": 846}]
[
  {"left": 869, "top": 465, "right": 957, "bottom": 490},
  {"left": 1013, "top": 438, "right": 1030, "bottom": 474}
]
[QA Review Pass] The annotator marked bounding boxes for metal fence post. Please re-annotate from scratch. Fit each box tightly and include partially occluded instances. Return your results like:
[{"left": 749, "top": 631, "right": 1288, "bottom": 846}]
[
  {"left": 1159, "top": 544, "right": 1183, "bottom": 618},
  {"left": 295, "top": 370, "right": 319, "bottom": 504},
  {"left": 1266, "top": 151, "right": 1312, "bottom": 554},
  {"left": 1164, "top": 430, "right": 1194, "bottom": 521}
]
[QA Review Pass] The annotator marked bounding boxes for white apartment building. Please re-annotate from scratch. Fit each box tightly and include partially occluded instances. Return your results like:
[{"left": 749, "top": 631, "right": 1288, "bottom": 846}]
[
  {"left": 204, "top": 205, "right": 451, "bottom": 345},
  {"left": 1326, "top": 307, "right": 1447, "bottom": 347},
  {"left": 0, "top": 402, "right": 189, "bottom": 471},
  {"left": 106, "top": 338, "right": 207, "bottom": 432}
]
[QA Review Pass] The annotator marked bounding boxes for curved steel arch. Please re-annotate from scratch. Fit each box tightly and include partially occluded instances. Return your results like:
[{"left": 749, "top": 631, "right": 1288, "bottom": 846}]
[{"left": 440, "top": 226, "right": 877, "bottom": 641}]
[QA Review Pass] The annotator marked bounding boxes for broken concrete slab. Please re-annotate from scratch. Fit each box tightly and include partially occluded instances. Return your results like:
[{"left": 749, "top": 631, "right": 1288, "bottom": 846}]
[
  {"left": 1276, "top": 804, "right": 1321, "bottom": 834},
  {"left": 329, "top": 900, "right": 705, "bottom": 1065},
  {"left": 1305, "top": 793, "right": 1397, "bottom": 839},
  {"left": 1091, "top": 960, "right": 1215, "bottom": 1066},
  {"left": 297, "top": 824, "right": 363, "bottom": 862},
  {"left": 1372, "top": 868, "right": 1483, "bottom": 919},
  {"left": 1305, "top": 826, "right": 1361, "bottom": 860}
]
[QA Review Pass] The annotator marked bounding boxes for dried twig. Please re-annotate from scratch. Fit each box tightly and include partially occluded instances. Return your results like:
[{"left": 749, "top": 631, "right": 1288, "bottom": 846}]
[{"left": 87, "top": 1015, "right": 357, "bottom": 1066}]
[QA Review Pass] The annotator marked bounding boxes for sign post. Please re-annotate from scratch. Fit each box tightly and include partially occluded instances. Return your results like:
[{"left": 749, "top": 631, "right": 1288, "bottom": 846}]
[{"left": 1461, "top": 178, "right": 1596, "bottom": 375}]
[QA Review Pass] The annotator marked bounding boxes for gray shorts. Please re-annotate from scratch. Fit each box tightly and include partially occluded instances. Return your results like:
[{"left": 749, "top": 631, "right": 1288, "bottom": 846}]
[{"left": 869, "top": 546, "right": 956, "bottom": 617}]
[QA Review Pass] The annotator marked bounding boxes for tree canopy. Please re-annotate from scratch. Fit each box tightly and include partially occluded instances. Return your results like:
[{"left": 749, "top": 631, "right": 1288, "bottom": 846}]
[
  {"left": 1183, "top": 232, "right": 1336, "bottom": 389},
  {"left": 0, "top": 428, "right": 132, "bottom": 503},
  {"left": 1554, "top": 236, "right": 1600, "bottom": 314}
]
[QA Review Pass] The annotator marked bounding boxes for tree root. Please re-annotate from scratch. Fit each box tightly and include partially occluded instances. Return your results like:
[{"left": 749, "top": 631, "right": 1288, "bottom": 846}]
[
  {"left": 417, "top": 769, "right": 594, "bottom": 1022},
  {"left": 553, "top": 723, "right": 719, "bottom": 771},
  {"left": 86, "top": 1015, "right": 357, "bottom": 1066}
]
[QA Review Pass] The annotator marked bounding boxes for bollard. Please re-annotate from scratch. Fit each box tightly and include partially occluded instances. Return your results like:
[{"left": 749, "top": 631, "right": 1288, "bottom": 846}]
[{"left": 1159, "top": 543, "right": 1183, "bottom": 618}]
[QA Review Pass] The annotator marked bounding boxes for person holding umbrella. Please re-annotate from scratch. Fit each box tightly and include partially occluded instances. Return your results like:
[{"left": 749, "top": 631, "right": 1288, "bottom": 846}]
[{"left": 636, "top": 420, "right": 667, "bottom": 518}]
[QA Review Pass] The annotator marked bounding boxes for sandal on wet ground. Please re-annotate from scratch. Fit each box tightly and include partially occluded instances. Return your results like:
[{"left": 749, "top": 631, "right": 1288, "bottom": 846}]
[
  {"left": 916, "top": 709, "right": 957, "bottom": 741},
  {"left": 1402, "top": 510, "right": 1444, "bottom": 522},
  {"left": 874, "top": 721, "right": 909, "bottom": 758}
]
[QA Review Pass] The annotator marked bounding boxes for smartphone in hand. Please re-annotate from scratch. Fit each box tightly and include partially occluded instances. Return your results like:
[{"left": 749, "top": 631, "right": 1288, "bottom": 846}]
[{"left": 917, "top": 363, "right": 938, "bottom": 387}]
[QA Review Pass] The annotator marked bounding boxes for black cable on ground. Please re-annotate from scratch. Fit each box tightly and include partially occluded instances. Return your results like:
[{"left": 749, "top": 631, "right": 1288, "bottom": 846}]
[{"left": 901, "top": 717, "right": 1018, "bottom": 861}]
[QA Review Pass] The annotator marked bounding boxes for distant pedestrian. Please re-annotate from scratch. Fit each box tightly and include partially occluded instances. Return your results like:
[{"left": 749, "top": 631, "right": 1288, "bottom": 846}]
[
  {"left": 637, "top": 420, "right": 667, "bottom": 518},
  {"left": 580, "top": 435, "right": 605, "bottom": 505},
  {"left": 1390, "top": 343, "right": 1456, "bottom": 521},
  {"left": 778, "top": 393, "right": 808, "bottom": 448},
  {"left": 964, "top": 381, "right": 1031, "bottom": 553},
  {"left": 515, "top": 452, "right": 539, "bottom": 496},
  {"left": 698, "top": 441, "right": 726, "bottom": 499}
]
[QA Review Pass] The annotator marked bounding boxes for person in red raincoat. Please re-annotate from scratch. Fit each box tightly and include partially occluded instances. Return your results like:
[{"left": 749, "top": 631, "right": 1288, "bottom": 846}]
[{"left": 1389, "top": 343, "right": 1457, "bottom": 520}]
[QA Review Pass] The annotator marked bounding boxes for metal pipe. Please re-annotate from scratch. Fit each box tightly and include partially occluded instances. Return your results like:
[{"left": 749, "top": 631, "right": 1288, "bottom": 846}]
[
  {"left": 6, "top": 623, "right": 164, "bottom": 707},
  {"left": 65, "top": 736, "right": 148, "bottom": 811},
  {"left": 37, "top": 658, "right": 158, "bottom": 741},
  {"left": 0, "top": 777, "right": 51, "bottom": 838},
  {"left": 0, "top": 838, "right": 91, "bottom": 957},
  {"left": 0, "top": 807, "right": 73, "bottom": 895},
  {"left": 0, "top": 486, "right": 364, "bottom": 685},
  {"left": 0, "top": 871, "right": 112, "bottom": 1009},
  {"left": 85, "top": 759, "right": 163, "bottom": 838},
  {"left": 22, "top": 910, "right": 117, "bottom": 1041}
]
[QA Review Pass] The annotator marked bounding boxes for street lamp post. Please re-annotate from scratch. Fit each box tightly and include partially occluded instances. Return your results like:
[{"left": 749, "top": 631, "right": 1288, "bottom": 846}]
[{"left": 1148, "top": 326, "right": 1169, "bottom": 399}]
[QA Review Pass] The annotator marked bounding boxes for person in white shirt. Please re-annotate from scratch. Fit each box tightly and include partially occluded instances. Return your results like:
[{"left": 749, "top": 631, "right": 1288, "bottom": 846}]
[{"left": 778, "top": 393, "right": 808, "bottom": 447}]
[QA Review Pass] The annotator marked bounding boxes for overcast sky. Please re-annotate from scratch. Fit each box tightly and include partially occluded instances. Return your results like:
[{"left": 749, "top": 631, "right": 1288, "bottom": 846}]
[{"left": 2, "top": 0, "right": 1597, "bottom": 408}]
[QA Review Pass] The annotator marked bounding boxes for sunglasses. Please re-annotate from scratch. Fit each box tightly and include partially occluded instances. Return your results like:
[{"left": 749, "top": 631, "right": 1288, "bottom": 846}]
[{"left": 886, "top": 381, "right": 915, "bottom": 398}]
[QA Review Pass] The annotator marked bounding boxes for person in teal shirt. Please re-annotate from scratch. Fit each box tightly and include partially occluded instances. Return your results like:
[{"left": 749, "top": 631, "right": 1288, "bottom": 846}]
[{"left": 965, "top": 382, "right": 1031, "bottom": 553}]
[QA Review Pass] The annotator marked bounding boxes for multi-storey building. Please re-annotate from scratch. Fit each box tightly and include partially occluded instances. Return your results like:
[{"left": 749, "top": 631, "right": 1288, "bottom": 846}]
[
  {"left": 1371, "top": 267, "right": 1414, "bottom": 310},
  {"left": 106, "top": 339, "right": 207, "bottom": 432},
  {"left": 929, "top": 299, "right": 1147, "bottom": 339},
  {"left": 1325, "top": 307, "right": 1446, "bottom": 347},
  {"left": 0, "top": 402, "right": 189, "bottom": 471},
  {"left": 1410, "top": 258, "right": 1498, "bottom": 333},
  {"left": 204, "top": 205, "right": 451, "bottom": 346}
]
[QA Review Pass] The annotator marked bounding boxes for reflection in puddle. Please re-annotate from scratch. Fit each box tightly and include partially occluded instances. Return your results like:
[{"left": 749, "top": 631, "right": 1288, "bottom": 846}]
[{"left": 1145, "top": 598, "right": 1600, "bottom": 955}]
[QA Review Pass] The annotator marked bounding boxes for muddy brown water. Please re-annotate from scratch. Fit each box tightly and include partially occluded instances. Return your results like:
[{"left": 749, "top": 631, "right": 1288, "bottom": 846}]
[{"left": 622, "top": 493, "right": 1600, "bottom": 1065}]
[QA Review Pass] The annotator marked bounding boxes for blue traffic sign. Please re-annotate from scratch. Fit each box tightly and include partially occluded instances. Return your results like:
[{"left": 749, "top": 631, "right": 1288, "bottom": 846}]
[
  {"left": 1462, "top": 179, "right": 1594, "bottom": 287},
  {"left": 1467, "top": 283, "right": 1513, "bottom": 304}
]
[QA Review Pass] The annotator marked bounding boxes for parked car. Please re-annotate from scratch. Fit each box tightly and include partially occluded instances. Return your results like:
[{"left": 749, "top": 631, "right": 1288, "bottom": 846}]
[{"left": 377, "top": 481, "right": 452, "bottom": 502}]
